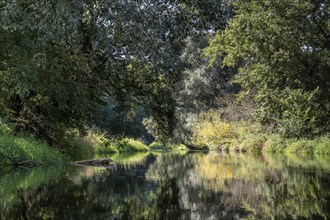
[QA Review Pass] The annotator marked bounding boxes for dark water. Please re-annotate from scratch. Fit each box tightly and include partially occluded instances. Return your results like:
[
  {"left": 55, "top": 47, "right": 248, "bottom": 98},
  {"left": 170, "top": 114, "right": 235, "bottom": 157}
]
[{"left": 0, "top": 152, "right": 330, "bottom": 220}]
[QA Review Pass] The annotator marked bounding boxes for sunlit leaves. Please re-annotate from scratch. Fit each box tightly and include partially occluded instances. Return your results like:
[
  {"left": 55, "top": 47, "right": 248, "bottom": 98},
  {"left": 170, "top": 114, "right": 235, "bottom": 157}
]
[{"left": 206, "top": 0, "right": 330, "bottom": 136}]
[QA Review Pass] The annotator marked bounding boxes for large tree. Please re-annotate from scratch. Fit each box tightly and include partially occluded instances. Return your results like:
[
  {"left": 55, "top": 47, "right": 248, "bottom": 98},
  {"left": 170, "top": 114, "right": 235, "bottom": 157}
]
[
  {"left": 0, "top": 0, "right": 232, "bottom": 143},
  {"left": 207, "top": 0, "right": 330, "bottom": 137}
]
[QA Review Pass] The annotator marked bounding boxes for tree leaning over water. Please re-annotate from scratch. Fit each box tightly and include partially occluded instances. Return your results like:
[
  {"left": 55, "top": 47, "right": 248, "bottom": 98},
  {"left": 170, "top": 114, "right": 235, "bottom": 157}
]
[{"left": 0, "top": 0, "right": 231, "bottom": 143}]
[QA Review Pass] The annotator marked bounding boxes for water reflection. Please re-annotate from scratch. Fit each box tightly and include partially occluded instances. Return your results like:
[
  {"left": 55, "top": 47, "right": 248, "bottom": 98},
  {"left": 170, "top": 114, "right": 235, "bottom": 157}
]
[{"left": 0, "top": 152, "right": 329, "bottom": 219}]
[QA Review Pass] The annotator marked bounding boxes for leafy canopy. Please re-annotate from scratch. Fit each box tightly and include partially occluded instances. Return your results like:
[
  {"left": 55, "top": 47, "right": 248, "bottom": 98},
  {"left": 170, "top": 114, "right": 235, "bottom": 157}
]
[{"left": 206, "top": 0, "right": 330, "bottom": 137}]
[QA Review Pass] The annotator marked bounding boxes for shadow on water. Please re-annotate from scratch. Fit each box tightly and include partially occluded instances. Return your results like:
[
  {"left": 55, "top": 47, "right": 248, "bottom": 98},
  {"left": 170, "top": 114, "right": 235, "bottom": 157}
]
[{"left": 0, "top": 152, "right": 329, "bottom": 219}]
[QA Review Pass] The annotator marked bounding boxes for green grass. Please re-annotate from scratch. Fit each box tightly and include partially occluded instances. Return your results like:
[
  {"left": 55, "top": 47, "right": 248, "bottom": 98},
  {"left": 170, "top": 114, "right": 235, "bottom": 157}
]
[
  {"left": 59, "top": 130, "right": 118, "bottom": 160},
  {"left": 0, "top": 118, "right": 68, "bottom": 165},
  {"left": 262, "top": 134, "right": 288, "bottom": 153},
  {"left": 0, "top": 134, "right": 68, "bottom": 166},
  {"left": 95, "top": 137, "right": 150, "bottom": 156},
  {"left": 238, "top": 134, "right": 267, "bottom": 152},
  {"left": 285, "top": 139, "right": 315, "bottom": 154},
  {"left": 58, "top": 130, "right": 152, "bottom": 159},
  {"left": 0, "top": 117, "right": 14, "bottom": 134},
  {"left": 190, "top": 115, "right": 330, "bottom": 155},
  {"left": 284, "top": 136, "right": 330, "bottom": 155},
  {"left": 116, "top": 138, "right": 150, "bottom": 152},
  {"left": 314, "top": 136, "right": 330, "bottom": 154},
  {"left": 148, "top": 142, "right": 188, "bottom": 151}
]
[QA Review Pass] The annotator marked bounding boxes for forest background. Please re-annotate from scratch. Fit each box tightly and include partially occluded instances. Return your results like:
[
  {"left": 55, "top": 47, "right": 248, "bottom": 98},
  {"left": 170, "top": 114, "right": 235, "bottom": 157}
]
[{"left": 0, "top": 0, "right": 329, "bottom": 164}]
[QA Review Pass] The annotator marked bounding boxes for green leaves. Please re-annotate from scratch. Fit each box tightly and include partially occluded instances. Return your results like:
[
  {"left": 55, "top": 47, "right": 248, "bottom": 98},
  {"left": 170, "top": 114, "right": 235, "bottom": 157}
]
[
  {"left": 273, "top": 88, "right": 322, "bottom": 137},
  {"left": 207, "top": 0, "right": 330, "bottom": 137}
]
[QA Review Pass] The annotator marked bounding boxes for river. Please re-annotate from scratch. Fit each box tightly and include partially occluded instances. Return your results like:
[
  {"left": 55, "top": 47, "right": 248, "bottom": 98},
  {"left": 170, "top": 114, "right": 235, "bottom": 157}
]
[{"left": 0, "top": 152, "right": 329, "bottom": 219}]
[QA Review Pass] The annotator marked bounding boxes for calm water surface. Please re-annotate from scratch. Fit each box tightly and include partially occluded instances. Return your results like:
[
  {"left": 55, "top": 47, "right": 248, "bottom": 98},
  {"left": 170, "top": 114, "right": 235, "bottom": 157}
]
[{"left": 0, "top": 152, "right": 329, "bottom": 220}]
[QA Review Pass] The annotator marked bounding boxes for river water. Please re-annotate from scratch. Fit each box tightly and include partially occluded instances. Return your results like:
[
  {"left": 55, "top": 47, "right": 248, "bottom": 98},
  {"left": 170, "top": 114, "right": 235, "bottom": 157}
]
[{"left": 0, "top": 152, "right": 329, "bottom": 219}]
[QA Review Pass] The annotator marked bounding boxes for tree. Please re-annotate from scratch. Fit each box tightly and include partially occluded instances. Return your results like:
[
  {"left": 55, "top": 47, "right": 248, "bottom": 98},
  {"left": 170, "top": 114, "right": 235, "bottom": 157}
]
[
  {"left": 0, "top": 0, "right": 235, "bottom": 144},
  {"left": 206, "top": 0, "right": 330, "bottom": 137}
]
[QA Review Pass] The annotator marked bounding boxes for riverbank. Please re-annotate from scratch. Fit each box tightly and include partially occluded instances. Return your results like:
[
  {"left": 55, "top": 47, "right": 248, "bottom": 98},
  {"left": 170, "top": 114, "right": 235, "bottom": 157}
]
[
  {"left": 191, "top": 117, "right": 330, "bottom": 154},
  {"left": 0, "top": 118, "right": 68, "bottom": 166},
  {"left": 220, "top": 133, "right": 330, "bottom": 154},
  {"left": 1, "top": 116, "right": 329, "bottom": 166},
  {"left": 0, "top": 118, "right": 189, "bottom": 165}
]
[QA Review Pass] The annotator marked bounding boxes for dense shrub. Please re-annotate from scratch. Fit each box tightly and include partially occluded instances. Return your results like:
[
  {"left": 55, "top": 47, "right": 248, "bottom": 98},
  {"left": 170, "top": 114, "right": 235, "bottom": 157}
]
[
  {"left": 192, "top": 110, "right": 234, "bottom": 149},
  {"left": 271, "top": 88, "right": 325, "bottom": 138},
  {"left": 148, "top": 142, "right": 188, "bottom": 151}
]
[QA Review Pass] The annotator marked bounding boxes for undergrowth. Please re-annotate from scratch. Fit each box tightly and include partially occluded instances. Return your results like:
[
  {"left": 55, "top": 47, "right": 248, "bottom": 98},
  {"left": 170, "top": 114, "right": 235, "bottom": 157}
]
[
  {"left": 190, "top": 110, "right": 330, "bottom": 154},
  {"left": 148, "top": 142, "right": 188, "bottom": 151},
  {"left": 0, "top": 118, "right": 68, "bottom": 165}
]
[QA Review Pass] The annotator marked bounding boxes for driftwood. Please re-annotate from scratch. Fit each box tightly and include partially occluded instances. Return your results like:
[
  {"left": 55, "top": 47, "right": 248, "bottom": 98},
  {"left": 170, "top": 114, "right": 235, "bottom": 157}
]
[
  {"left": 13, "top": 160, "right": 39, "bottom": 167},
  {"left": 71, "top": 158, "right": 113, "bottom": 167}
]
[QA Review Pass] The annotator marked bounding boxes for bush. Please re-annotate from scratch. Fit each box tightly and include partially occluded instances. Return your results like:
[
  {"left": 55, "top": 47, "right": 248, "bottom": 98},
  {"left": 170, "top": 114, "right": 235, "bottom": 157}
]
[
  {"left": 148, "top": 142, "right": 188, "bottom": 151},
  {"left": 58, "top": 129, "right": 119, "bottom": 160},
  {"left": 271, "top": 88, "right": 325, "bottom": 138},
  {"left": 116, "top": 138, "right": 150, "bottom": 152},
  {"left": 286, "top": 139, "right": 315, "bottom": 154},
  {"left": 0, "top": 118, "right": 14, "bottom": 135},
  {"left": 285, "top": 136, "right": 330, "bottom": 155},
  {"left": 263, "top": 134, "right": 288, "bottom": 153},
  {"left": 192, "top": 110, "right": 235, "bottom": 149},
  {"left": 314, "top": 136, "right": 330, "bottom": 155},
  {"left": 239, "top": 134, "right": 267, "bottom": 152}
]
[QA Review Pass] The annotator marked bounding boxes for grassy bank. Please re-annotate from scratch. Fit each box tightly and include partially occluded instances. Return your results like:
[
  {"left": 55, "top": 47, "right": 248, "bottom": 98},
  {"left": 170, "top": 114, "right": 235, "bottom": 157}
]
[
  {"left": 64, "top": 129, "right": 151, "bottom": 160},
  {"left": 66, "top": 129, "right": 188, "bottom": 160},
  {"left": 148, "top": 142, "right": 188, "bottom": 151},
  {"left": 0, "top": 118, "right": 68, "bottom": 166},
  {"left": 264, "top": 134, "right": 330, "bottom": 154},
  {"left": 191, "top": 112, "right": 330, "bottom": 154},
  {"left": 0, "top": 117, "right": 189, "bottom": 165}
]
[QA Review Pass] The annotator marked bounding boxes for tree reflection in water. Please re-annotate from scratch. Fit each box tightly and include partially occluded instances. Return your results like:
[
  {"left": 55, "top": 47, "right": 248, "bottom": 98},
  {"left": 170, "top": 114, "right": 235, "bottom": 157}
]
[{"left": 0, "top": 152, "right": 329, "bottom": 219}]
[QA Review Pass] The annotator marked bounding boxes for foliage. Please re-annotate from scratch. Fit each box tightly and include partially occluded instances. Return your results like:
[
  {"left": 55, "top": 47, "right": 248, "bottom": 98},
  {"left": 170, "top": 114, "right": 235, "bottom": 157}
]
[
  {"left": 238, "top": 134, "right": 267, "bottom": 152},
  {"left": 286, "top": 136, "right": 330, "bottom": 155},
  {"left": 314, "top": 136, "right": 330, "bottom": 155},
  {"left": 0, "top": 118, "right": 14, "bottom": 135},
  {"left": 148, "top": 142, "right": 188, "bottom": 151},
  {"left": 90, "top": 97, "right": 150, "bottom": 141},
  {"left": 262, "top": 134, "right": 288, "bottom": 153},
  {"left": 191, "top": 109, "right": 263, "bottom": 151},
  {"left": 58, "top": 129, "right": 118, "bottom": 161},
  {"left": 58, "top": 129, "right": 151, "bottom": 159},
  {"left": 0, "top": 133, "right": 68, "bottom": 166},
  {"left": 190, "top": 109, "right": 330, "bottom": 154},
  {"left": 0, "top": 117, "right": 66, "bottom": 165},
  {"left": 0, "top": 0, "right": 232, "bottom": 144},
  {"left": 0, "top": 1, "right": 108, "bottom": 143},
  {"left": 269, "top": 87, "right": 324, "bottom": 137},
  {"left": 116, "top": 138, "right": 150, "bottom": 152},
  {"left": 206, "top": 0, "right": 330, "bottom": 137},
  {"left": 286, "top": 139, "right": 316, "bottom": 154},
  {"left": 192, "top": 110, "right": 234, "bottom": 149}
]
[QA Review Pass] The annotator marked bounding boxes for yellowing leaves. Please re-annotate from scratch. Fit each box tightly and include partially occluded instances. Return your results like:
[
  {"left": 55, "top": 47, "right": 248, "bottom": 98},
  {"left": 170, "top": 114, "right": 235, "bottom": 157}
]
[{"left": 192, "top": 110, "right": 235, "bottom": 148}]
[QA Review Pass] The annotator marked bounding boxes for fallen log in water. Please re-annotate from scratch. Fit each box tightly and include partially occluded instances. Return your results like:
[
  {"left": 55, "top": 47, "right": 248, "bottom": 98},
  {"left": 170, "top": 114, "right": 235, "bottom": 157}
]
[
  {"left": 13, "top": 160, "right": 39, "bottom": 167},
  {"left": 71, "top": 158, "right": 113, "bottom": 167}
]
